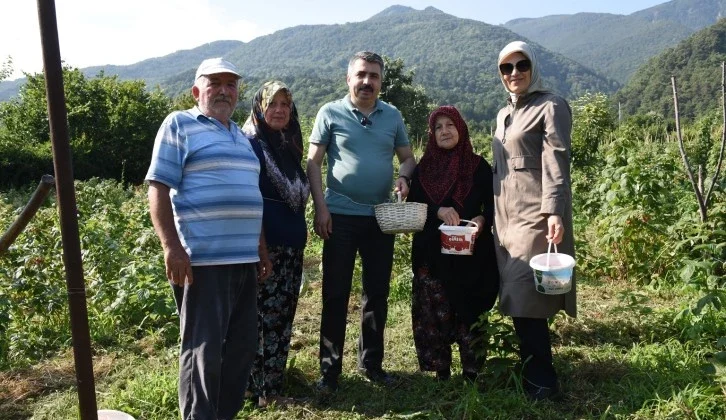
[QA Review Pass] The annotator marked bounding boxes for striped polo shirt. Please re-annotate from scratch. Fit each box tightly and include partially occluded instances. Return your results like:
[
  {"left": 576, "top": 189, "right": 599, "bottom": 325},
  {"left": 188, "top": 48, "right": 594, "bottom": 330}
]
[{"left": 145, "top": 107, "right": 263, "bottom": 266}]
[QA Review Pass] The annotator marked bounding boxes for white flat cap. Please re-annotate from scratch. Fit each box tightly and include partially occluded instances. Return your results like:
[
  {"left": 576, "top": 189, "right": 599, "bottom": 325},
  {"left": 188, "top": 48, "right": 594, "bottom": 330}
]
[{"left": 195, "top": 57, "right": 241, "bottom": 80}]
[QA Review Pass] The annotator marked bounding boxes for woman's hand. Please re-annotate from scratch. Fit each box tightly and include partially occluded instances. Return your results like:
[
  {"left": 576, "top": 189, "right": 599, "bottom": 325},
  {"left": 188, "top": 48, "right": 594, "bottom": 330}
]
[
  {"left": 546, "top": 214, "right": 564, "bottom": 244},
  {"left": 437, "top": 207, "right": 460, "bottom": 226},
  {"left": 470, "top": 215, "right": 485, "bottom": 234}
]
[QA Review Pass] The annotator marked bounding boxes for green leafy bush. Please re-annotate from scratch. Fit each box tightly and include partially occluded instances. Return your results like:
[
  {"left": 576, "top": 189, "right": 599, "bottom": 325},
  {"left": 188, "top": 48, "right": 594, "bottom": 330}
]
[
  {"left": 584, "top": 135, "right": 688, "bottom": 283},
  {"left": 0, "top": 179, "right": 174, "bottom": 368},
  {"left": 0, "top": 67, "right": 171, "bottom": 187}
]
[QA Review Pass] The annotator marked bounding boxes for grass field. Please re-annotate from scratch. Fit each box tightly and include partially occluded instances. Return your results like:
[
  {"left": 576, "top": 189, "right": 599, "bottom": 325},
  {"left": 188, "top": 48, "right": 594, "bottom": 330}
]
[{"left": 2, "top": 249, "right": 724, "bottom": 419}]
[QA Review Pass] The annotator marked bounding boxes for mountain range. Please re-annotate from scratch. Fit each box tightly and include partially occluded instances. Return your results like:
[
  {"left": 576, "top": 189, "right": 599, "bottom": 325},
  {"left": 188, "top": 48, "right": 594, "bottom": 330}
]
[
  {"left": 1, "top": 0, "right": 724, "bottom": 124},
  {"left": 505, "top": 0, "right": 726, "bottom": 84},
  {"left": 615, "top": 17, "right": 726, "bottom": 120}
]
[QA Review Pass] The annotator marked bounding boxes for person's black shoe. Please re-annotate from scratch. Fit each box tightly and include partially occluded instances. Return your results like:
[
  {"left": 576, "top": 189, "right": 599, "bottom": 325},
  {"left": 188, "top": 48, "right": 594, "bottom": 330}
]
[
  {"left": 359, "top": 368, "right": 398, "bottom": 386},
  {"left": 524, "top": 382, "right": 562, "bottom": 401},
  {"left": 435, "top": 369, "right": 451, "bottom": 381},
  {"left": 462, "top": 370, "right": 478, "bottom": 382},
  {"left": 315, "top": 375, "right": 339, "bottom": 395}
]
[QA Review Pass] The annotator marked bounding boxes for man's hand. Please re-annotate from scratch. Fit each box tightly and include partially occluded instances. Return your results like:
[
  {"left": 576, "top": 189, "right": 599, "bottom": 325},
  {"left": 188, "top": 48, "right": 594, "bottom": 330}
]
[
  {"left": 307, "top": 143, "right": 332, "bottom": 240},
  {"left": 394, "top": 177, "right": 410, "bottom": 199},
  {"left": 314, "top": 205, "right": 333, "bottom": 240},
  {"left": 149, "top": 181, "right": 192, "bottom": 286},
  {"left": 164, "top": 244, "right": 193, "bottom": 286}
]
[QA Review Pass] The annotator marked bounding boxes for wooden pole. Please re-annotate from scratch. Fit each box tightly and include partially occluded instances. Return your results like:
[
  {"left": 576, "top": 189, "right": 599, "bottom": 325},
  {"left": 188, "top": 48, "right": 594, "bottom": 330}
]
[
  {"left": 0, "top": 175, "right": 55, "bottom": 254},
  {"left": 36, "top": 1, "right": 98, "bottom": 418}
]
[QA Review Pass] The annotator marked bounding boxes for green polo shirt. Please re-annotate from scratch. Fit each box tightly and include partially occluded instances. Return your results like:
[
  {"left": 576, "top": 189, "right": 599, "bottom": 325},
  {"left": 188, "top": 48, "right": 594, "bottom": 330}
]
[{"left": 309, "top": 95, "right": 410, "bottom": 216}]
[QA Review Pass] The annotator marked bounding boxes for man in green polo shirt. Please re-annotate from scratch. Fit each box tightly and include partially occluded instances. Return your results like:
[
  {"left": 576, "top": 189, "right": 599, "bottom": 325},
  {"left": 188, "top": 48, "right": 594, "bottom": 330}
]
[{"left": 307, "top": 51, "right": 416, "bottom": 393}]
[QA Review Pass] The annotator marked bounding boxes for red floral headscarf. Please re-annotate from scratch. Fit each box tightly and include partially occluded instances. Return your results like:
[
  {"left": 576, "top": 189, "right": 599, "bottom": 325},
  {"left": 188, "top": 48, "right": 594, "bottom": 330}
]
[{"left": 418, "top": 106, "right": 481, "bottom": 212}]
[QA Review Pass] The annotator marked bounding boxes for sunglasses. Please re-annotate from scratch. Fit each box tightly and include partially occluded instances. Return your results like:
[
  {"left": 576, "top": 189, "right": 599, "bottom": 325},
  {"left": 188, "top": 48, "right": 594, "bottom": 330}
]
[{"left": 499, "top": 59, "right": 531, "bottom": 75}]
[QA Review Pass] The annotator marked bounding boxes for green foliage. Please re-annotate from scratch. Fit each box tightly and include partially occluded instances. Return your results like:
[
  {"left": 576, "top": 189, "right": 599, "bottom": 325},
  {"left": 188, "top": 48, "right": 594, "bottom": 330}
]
[
  {"left": 670, "top": 194, "right": 726, "bottom": 342},
  {"left": 471, "top": 310, "right": 519, "bottom": 384},
  {"left": 570, "top": 92, "right": 616, "bottom": 167},
  {"left": 620, "top": 112, "right": 671, "bottom": 143},
  {"left": 389, "top": 234, "right": 413, "bottom": 304},
  {"left": 579, "top": 135, "right": 689, "bottom": 284},
  {"left": 615, "top": 18, "right": 726, "bottom": 121},
  {"left": 0, "top": 180, "right": 174, "bottom": 368},
  {"left": 379, "top": 57, "right": 432, "bottom": 147},
  {"left": 681, "top": 109, "right": 725, "bottom": 185},
  {"left": 0, "top": 66, "right": 172, "bottom": 187},
  {"left": 0, "top": 56, "right": 11, "bottom": 82}
]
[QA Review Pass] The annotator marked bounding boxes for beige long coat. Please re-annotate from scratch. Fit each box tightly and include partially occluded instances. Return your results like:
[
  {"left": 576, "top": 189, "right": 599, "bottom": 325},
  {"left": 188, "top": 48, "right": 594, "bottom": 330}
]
[{"left": 492, "top": 91, "right": 576, "bottom": 318}]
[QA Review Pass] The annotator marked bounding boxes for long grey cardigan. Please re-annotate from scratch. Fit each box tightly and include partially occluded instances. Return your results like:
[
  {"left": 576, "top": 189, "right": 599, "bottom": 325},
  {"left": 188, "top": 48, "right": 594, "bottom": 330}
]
[{"left": 492, "top": 91, "right": 577, "bottom": 318}]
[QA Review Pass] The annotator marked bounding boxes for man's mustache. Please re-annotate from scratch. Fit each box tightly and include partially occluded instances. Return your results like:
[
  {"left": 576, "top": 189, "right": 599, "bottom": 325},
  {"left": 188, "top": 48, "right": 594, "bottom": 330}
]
[
  {"left": 359, "top": 85, "right": 374, "bottom": 92},
  {"left": 213, "top": 95, "right": 231, "bottom": 104}
]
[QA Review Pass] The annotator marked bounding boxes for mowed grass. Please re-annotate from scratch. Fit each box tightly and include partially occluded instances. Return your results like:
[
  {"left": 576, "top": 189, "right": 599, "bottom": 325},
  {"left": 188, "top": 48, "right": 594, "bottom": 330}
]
[{"left": 2, "top": 257, "right": 725, "bottom": 420}]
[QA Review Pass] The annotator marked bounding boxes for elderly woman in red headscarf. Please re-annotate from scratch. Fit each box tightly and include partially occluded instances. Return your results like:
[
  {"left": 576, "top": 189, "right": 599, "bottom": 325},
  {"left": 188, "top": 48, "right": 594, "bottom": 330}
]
[{"left": 407, "top": 105, "right": 499, "bottom": 381}]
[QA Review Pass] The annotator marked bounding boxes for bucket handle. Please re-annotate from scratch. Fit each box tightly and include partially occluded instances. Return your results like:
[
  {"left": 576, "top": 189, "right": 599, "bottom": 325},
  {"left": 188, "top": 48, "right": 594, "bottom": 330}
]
[
  {"left": 438, "top": 219, "right": 479, "bottom": 229},
  {"left": 546, "top": 240, "right": 558, "bottom": 267}
]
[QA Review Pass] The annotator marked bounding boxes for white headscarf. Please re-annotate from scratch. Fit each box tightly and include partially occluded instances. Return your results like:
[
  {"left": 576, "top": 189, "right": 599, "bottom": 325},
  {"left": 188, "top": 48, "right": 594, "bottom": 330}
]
[{"left": 497, "top": 41, "right": 547, "bottom": 103}]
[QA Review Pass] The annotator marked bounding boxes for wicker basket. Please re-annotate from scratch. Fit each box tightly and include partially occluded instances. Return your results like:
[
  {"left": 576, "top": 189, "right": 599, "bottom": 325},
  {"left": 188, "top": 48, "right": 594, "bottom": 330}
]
[{"left": 374, "top": 193, "right": 427, "bottom": 234}]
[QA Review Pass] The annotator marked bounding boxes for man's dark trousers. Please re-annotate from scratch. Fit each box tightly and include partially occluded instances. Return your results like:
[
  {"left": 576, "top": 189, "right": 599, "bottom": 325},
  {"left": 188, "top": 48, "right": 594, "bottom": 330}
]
[
  {"left": 319, "top": 213, "right": 395, "bottom": 379},
  {"left": 173, "top": 264, "right": 258, "bottom": 420}
]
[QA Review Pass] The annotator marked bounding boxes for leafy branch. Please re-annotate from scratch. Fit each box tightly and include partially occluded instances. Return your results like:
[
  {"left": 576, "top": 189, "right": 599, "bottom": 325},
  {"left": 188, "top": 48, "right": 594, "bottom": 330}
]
[{"left": 671, "top": 62, "right": 726, "bottom": 222}]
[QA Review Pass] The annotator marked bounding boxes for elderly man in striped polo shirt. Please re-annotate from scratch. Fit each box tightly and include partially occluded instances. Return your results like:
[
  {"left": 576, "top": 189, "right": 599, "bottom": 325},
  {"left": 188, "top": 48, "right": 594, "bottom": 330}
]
[{"left": 146, "top": 57, "right": 273, "bottom": 420}]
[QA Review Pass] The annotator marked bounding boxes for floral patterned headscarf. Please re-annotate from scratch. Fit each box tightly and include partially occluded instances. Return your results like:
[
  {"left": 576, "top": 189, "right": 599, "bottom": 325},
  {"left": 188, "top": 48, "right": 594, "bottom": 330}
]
[{"left": 242, "top": 81, "right": 309, "bottom": 213}]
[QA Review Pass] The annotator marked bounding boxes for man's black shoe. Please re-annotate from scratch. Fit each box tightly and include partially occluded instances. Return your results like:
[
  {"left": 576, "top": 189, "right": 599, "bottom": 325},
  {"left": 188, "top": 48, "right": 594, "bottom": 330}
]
[
  {"left": 524, "top": 382, "right": 562, "bottom": 402},
  {"left": 315, "top": 376, "right": 339, "bottom": 394},
  {"left": 359, "top": 368, "right": 398, "bottom": 386},
  {"left": 462, "top": 370, "right": 478, "bottom": 382},
  {"left": 435, "top": 369, "right": 451, "bottom": 381}
]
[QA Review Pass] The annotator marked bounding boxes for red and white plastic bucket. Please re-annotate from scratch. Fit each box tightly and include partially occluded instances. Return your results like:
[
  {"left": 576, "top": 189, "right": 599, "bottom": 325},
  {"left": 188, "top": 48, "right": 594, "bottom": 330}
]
[{"left": 438, "top": 220, "right": 478, "bottom": 255}]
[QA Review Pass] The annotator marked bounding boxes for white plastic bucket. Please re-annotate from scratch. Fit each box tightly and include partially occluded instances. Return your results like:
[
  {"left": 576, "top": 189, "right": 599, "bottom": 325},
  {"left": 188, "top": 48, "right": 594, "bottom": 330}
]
[
  {"left": 529, "top": 242, "right": 575, "bottom": 295},
  {"left": 97, "top": 410, "right": 135, "bottom": 420},
  {"left": 438, "top": 220, "right": 478, "bottom": 255}
]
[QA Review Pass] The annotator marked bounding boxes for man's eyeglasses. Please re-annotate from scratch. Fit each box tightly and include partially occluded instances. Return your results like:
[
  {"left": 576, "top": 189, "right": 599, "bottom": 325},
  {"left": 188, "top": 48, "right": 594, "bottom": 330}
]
[
  {"left": 360, "top": 116, "right": 372, "bottom": 126},
  {"left": 499, "top": 59, "right": 531, "bottom": 75}
]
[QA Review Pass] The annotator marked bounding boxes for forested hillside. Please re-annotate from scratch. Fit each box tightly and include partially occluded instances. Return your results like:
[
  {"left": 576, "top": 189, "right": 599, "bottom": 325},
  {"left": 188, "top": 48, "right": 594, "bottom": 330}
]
[
  {"left": 0, "top": 6, "right": 616, "bottom": 125},
  {"left": 614, "top": 18, "right": 726, "bottom": 120},
  {"left": 631, "top": 0, "right": 726, "bottom": 29},
  {"left": 504, "top": 0, "right": 725, "bottom": 83},
  {"left": 216, "top": 6, "right": 616, "bottom": 123}
]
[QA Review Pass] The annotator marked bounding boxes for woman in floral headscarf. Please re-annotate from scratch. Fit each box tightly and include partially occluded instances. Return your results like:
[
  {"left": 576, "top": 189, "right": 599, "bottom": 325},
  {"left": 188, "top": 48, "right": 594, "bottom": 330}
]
[
  {"left": 407, "top": 105, "right": 499, "bottom": 381},
  {"left": 493, "top": 41, "right": 575, "bottom": 401},
  {"left": 242, "top": 80, "right": 310, "bottom": 407}
]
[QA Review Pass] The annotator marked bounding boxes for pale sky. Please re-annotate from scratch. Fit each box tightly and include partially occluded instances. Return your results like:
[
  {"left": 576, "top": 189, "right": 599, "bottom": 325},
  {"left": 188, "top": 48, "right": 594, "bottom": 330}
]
[{"left": 2, "top": 0, "right": 668, "bottom": 81}]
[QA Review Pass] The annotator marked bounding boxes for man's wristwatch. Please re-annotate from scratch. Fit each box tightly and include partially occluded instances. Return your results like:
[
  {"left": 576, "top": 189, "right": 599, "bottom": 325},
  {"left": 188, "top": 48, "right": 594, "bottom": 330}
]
[{"left": 397, "top": 175, "right": 411, "bottom": 185}]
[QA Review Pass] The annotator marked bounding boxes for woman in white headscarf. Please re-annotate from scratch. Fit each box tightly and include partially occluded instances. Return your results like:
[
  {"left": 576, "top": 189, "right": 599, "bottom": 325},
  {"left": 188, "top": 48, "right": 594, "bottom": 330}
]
[{"left": 492, "top": 41, "right": 576, "bottom": 401}]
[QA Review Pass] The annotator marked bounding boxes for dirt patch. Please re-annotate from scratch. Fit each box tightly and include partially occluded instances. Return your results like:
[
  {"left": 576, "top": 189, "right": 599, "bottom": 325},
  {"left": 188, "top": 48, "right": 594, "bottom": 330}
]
[{"left": 0, "top": 350, "right": 119, "bottom": 417}]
